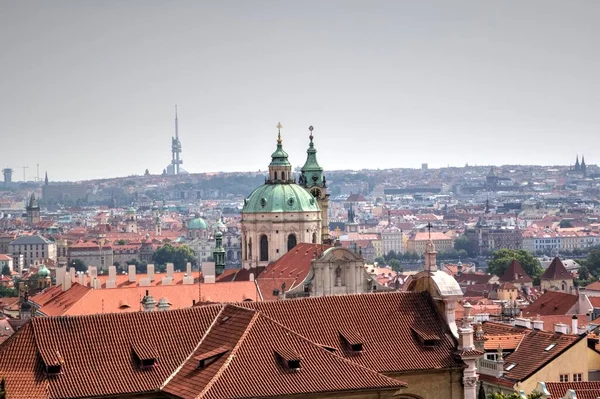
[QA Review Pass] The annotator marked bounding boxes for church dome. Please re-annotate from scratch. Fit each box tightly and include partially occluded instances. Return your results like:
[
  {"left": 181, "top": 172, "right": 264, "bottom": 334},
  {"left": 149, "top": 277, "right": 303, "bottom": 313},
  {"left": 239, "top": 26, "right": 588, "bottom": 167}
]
[
  {"left": 242, "top": 183, "right": 320, "bottom": 214},
  {"left": 126, "top": 207, "right": 136, "bottom": 215},
  {"left": 38, "top": 265, "right": 50, "bottom": 278},
  {"left": 187, "top": 216, "right": 208, "bottom": 230}
]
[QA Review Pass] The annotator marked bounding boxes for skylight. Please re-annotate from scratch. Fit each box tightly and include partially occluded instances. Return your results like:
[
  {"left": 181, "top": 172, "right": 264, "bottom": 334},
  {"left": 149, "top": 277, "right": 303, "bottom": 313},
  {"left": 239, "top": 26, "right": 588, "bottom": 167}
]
[
  {"left": 544, "top": 343, "right": 557, "bottom": 351},
  {"left": 506, "top": 363, "right": 516, "bottom": 371}
]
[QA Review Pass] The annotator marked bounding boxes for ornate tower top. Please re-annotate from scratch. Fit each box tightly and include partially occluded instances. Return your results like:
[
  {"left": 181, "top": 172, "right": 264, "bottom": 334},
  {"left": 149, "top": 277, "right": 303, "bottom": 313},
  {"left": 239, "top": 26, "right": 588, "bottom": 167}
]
[
  {"left": 300, "top": 125, "right": 324, "bottom": 188},
  {"left": 268, "top": 122, "right": 291, "bottom": 183}
]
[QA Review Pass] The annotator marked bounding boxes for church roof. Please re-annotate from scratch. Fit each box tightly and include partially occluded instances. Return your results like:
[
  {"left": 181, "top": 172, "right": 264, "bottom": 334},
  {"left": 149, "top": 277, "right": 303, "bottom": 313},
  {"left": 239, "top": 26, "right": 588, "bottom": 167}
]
[
  {"left": 541, "top": 257, "right": 572, "bottom": 281},
  {"left": 242, "top": 183, "right": 320, "bottom": 214},
  {"left": 187, "top": 216, "right": 208, "bottom": 230},
  {"left": 499, "top": 259, "right": 533, "bottom": 284}
]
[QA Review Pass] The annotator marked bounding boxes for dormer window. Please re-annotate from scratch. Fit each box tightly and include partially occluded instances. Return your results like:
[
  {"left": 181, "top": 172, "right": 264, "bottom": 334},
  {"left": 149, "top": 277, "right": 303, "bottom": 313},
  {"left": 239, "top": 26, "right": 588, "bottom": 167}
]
[
  {"left": 194, "top": 346, "right": 230, "bottom": 369},
  {"left": 275, "top": 348, "right": 302, "bottom": 371},
  {"left": 131, "top": 342, "right": 158, "bottom": 369},
  {"left": 506, "top": 363, "right": 516, "bottom": 371},
  {"left": 39, "top": 348, "right": 64, "bottom": 376},
  {"left": 410, "top": 326, "right": 441, "bottom": 349},
  {"left": 339, "top": 329, "right": 364, "bottom": 353}
]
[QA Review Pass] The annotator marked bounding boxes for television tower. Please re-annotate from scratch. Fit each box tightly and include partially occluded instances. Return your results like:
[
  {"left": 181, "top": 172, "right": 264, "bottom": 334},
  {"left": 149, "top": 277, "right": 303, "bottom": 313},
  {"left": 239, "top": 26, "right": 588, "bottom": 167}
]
[
  {"left": 2, "top": 168, "right": 12, "bottom": 187},
  {"left": 171, "top": 105, "right": 183, "bottom": 175}
]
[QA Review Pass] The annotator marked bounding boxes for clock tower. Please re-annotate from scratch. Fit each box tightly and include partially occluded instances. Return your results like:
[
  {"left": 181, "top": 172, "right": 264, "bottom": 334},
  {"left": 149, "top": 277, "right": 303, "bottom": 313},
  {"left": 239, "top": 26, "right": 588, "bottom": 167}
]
[{"left": 300, "top": 126, "right": 331, "bottom": 244}]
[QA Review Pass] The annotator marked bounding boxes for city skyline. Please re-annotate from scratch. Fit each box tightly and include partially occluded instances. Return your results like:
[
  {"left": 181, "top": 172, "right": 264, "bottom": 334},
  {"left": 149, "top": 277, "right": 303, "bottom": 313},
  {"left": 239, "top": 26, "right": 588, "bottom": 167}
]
[{"left": 1, "top": 1, "right": 599, "bottom": 181}]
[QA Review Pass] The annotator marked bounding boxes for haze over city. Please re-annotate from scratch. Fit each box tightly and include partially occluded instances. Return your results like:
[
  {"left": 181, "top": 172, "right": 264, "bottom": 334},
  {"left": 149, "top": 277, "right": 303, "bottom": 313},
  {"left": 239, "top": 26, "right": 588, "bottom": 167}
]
[{"left": 1, "top": 1, "right": 599, "bottom": 181}]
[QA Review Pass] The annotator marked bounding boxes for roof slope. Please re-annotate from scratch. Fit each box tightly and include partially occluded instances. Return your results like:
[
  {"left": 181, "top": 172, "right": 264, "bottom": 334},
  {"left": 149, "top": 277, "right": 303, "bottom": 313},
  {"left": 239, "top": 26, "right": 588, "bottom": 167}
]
[
  {"left": 541, "top": 257, "right": 572, "bottom": 280},
  {"left": 164, "top": 306, "right": 406, "bottom": 399},
  {"left": 545, "top": 382, "right": 600, "bottom": 399},
  {"left": 240, "top": 291, "right": 463, "bottom": 373},
  {"left": 521, "top": 291, "right": 579, "bottom": 317},
  {"left": 499, "top": 259, "right": 533, "bottom": 284}
]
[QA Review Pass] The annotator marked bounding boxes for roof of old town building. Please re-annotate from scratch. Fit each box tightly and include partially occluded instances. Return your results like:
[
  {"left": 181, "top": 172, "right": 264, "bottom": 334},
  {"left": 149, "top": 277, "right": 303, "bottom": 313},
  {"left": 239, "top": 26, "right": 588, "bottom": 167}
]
[
  {"left": 545, "top": 382, "right": 600, "bottom": 399},
  {"left": 479, "top": 321, "right": 583, "bottom": 387},
  {"left": 521, "top": 291, "right": 580, "bottom": 317},
  {"left": 540, "top": 256, "right": 572, "bottom": 280},
  {"left": 0, "top": 293, "right": 463, "bottom": 399},
  {"left": 499, "top": 259, "right": 533, "bottom": 284}
]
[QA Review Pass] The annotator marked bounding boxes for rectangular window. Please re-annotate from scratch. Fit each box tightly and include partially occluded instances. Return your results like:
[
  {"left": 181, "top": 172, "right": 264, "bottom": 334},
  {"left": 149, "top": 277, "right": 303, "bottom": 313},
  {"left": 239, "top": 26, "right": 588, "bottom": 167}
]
[
  {"left": 573, "top": 373, "right": 582, "bottom": 382},
  {"left": 560, "top": 374, "right": 569, "bottom": 382}
]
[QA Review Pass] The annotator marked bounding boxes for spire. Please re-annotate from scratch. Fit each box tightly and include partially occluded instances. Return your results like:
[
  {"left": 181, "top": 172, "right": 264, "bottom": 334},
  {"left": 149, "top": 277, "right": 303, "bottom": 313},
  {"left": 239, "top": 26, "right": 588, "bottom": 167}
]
[
  {"left": 575, "top": 155, "right": 580, "bottom": 170},
  {"left": 425, "top": 222, "right": 437, "bottom": 272},
  {"left": 44, "top": 171, "right": 48, "bottom": 186},
  {"left": 269, "top": 122, "right": 291, "bottom": 169},
  {"left": 300, "top": 125, "right": 324, "bottom": 187}
]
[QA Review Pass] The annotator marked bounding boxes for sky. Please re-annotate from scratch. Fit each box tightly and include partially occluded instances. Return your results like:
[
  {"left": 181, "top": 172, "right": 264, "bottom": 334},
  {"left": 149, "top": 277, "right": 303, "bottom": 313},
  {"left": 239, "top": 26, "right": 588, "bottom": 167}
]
[{"left": 1, "top": 1, "right": 599, "bottom": 182}]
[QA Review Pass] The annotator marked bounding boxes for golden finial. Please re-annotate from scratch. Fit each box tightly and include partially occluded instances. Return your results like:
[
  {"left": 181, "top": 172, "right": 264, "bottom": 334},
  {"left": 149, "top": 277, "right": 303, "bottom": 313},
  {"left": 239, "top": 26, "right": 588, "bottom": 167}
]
[{"left": 276, "top": 122, "right": 282, "bottom": 144}]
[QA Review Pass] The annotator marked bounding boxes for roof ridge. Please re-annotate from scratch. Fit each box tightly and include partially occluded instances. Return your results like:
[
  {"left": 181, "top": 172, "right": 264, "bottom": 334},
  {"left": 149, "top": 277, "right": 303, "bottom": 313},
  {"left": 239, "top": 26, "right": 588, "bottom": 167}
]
[
  {"left": 160, "top": 304, "right": 229, "bottom": 390},
  {"left": 196, "top": 308, "right": 261, "bottom": 399}
]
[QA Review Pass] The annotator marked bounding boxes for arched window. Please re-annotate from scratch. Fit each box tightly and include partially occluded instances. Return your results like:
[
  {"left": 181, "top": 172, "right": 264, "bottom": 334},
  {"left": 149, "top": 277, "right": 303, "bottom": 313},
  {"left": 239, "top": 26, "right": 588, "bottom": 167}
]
[
  {"left": 312, "top": 232, "right": 317, "bottom": 244},
  {"left": 274, "top": 171, "right": 278, "bottom": 180},
  {"left": 287, "top": 234, "right": 297, "bottom": 252},
  {"left": 282, "top": 172, "right": 286, "bottom": 180},
  {"left": 260, "top": 235, "right": 269, "bottom": 262},
  {"left": 562, "top": 281, "right": 566, "bottom": 291}
]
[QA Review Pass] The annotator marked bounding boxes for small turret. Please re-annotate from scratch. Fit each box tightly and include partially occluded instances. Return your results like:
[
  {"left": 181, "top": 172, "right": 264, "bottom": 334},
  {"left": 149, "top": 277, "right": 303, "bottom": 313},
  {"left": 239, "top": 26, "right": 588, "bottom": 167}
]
[{"left": 214, "top": 231, "right": 226, "bottom": 276}]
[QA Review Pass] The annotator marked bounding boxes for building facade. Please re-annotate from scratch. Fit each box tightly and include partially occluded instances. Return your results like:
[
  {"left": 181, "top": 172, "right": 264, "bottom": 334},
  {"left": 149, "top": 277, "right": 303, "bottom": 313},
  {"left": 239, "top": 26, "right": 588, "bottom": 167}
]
[{"left": 9, "top": 235, "right": 57, "bottom": 267}]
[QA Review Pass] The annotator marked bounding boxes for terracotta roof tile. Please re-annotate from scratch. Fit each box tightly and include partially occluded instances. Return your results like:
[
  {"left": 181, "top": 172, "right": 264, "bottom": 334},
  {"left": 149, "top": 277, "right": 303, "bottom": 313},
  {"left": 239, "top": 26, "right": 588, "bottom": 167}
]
[
  {"left": 521, "top": 291, "right": 579, "bottom": 317},
  {"left": 541, "top": 257, "right": 572, "bottom": 280},
  {"left": 545, "top": 381, "right": 600, "bottom": 399},
  {"left": 499, "top": 259, "right": 533, "bottom": 284}
]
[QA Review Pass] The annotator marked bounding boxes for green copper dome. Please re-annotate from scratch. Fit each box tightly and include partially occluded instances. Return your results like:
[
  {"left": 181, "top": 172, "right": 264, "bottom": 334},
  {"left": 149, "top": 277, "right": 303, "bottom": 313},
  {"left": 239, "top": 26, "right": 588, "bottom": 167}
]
[
  {"left": 126, "top": 207, "right": 136, "bottom": 215},
  {"left": 242, "top": 183, "right": 321, "bottom": 214},
  {"left": 38, "top": 264, "right": 50, "bottom": 278},
  {"left": 187, "top": 216, "right": 208, "bottom": 230}
]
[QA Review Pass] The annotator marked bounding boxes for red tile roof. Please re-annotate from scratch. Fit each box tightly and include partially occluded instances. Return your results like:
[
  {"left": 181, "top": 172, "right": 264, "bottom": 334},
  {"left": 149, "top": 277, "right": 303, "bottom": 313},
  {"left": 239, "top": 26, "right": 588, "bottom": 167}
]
[
  {"left": 240, "top": 291, "right": 464, "bottom": 373},
  {"left": 545, "top": 382, "right": 600, "bottom": 399},
  {"left": 0, "top": 303, "right": 409, "bottom": 399},
  {"left": 521, "top": 291, "right": 579, "bottom": 317},
  {"left": 541, "top": 257, "right": 572, "bottom": 281},
  {"left": 499, "top": 259, "right": 533, "bottom": 284}
]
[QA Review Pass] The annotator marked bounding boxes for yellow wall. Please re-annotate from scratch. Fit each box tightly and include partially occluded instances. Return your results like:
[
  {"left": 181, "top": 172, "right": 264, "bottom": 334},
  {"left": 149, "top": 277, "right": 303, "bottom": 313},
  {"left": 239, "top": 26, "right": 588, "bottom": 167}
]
[
  {"left": 387, "top": 369, "right": 463, "bottom": 399},
  {"left": 587, "top": 344, "right": 600, "bottom": 373},
  {"left": 497, "top": 288, "right": 518, "bottom": 301},
  {"left": 516, "top": 338, "right": 590, "bottom": 394}
]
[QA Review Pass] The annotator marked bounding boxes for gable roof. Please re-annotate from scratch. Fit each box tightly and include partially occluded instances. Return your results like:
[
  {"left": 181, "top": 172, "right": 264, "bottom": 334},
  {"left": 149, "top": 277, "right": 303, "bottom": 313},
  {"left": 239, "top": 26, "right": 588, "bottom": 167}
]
[
  {"left": 9, "top": 235, "right": 52, "bottom": 246},
  {"left": 0, "top": 302, "right": 410, "bottom": 399},
  {"left": 499, "top": 259, "right": 533, "bottom": 284},
  {"left": 541, "top": 257, "right": 572, "bottom": 281},
  {"left": 545, "top": 381, "right": 600, "bottom": 399},
  {"left": 480, "top": 321, "right": 583, "bottom": 385},
  {"left": 521, "top": 291, "right": 579, "bottom": 317},
  {"left": 240, "top": 291, "right": 463, "bottom": 373}
]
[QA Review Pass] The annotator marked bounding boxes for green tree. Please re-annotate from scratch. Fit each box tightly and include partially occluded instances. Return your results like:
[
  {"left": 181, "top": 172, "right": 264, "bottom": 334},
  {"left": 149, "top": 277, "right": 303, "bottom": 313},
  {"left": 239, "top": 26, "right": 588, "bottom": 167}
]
[
  {"left": 488, "top": 391, "right": 543, "bottom": 399},
  {"left": 1, "top": 265, "right": 10, "bottom": 276},
  {"left": 0, "top": 286, "right": 18, "bottom": 297},
  {"left": 454, "top": 235, "right": 475, "bottom": 257},
  {"left": 374, "top": 257, "right": 386, "bottom": 266},
  {"left": 388, "top": 259, "right": 403, "bottom": 272},
  {"left": 486, "top": 249, "right": 544, "bottom": 280},
  {"left": 115, "top": 239, "right": 127, "bottom": 246},
  {"left": 559, "top": 220, "right": 573, "bottom": 228},
  {"left": 71, "top": 259, "right": 87, "bottom": 272},
  {"left": 152, "top": 244, "right": 197, "bottom": 270}
]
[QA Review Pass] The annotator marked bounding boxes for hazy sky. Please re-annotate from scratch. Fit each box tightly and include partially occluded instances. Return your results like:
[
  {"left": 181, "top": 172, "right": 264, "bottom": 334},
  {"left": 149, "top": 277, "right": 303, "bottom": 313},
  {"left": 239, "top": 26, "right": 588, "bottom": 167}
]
[{"left": 1, "top": 1, "right": 599, "bottom": 181}]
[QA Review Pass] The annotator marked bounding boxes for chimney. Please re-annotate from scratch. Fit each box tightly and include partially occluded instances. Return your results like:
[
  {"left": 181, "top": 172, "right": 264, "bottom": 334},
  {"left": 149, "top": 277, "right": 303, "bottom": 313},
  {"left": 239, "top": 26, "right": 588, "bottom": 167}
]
[
  {"left": 202, "top": 262, "right": 216, "bottom": 284},
  {"left": 77, "top": 272, "right": 87, "bottom": 287},
  {"left": 555, "top": 323, "right": 569, "bottom": 334},
  {"left": 157, "top": 298, "right": 170, "bottom": 311},
  {"left": 56, "top": 266, "right": 65, "bottom": 289},
  {"left": 186, "top": 262, "right": 192, "bottom": 275},
  {"left": 166, "top": 263, "right": 174, "bottom": 279},
  {"left": 533, "top": 319, "right": 544, "bottom": 331},
  {"left": 141, "top": 290, "right": 156, "bottom": 312},
  {"left": 147, "top": 264, "right": 155, "bottom": 281},
  {"left": 249, "top": 273, "right": 255, "bottom": 282},
  {"left": 88, "top": 266, "right": 98, "bottom": 279},
  {"left": 91, "top": 277, "right": 101, "bottom": 289},
  {"left": 128, "top": 265, "right": 136, "bottom": 283},
  {"left": 69, "top": 267, "right": 76, "bottom": 282},
  {"left": 572, "top": 315, "right": 578, "bottom": 335},
  {"left": 62, "top": 271, "right": 72, "bottom": 291},
  {"left": 514, "top": 317, "right": 532, "bottom": 329},
  {"left": 106, "top": 265, "right": 117, "bottom": 288}
]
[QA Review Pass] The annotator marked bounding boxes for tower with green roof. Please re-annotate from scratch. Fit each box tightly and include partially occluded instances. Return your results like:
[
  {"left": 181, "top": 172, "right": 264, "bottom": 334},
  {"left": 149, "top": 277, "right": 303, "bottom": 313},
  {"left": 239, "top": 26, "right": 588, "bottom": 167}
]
[
  {"left": 241, "top": 123, "right": 323, "bottom": 267},
  {"left": 299, "top": 126, "right": 330, "bottom": 244}
]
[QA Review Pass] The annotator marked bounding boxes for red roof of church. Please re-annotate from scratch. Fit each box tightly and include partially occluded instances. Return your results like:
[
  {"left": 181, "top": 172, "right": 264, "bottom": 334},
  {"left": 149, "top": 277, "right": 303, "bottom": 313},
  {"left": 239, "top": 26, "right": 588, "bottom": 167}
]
[
  {"left": 499, "top": 259, "right": 533, "bottom": 284},
  {"left": 541, "top": 257, "right": 572, "bottom": 280}
]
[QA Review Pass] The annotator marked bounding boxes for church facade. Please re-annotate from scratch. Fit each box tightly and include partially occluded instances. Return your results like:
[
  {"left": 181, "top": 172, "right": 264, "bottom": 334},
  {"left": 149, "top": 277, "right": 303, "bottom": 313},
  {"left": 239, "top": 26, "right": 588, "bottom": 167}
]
[{"left": 241, "top": 124, "right": 329, "bottom": 267}]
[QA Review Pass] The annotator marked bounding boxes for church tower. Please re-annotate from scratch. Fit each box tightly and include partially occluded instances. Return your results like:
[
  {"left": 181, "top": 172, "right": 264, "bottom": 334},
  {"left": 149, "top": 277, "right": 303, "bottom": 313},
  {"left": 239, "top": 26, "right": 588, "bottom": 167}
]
[
  {"left": 214, "top": 231, "right": 226, "bottom": 276},
  {"left": 125, "top": 207, "right": 138, "bottom": 233},
  {"left": 26, "top": 193, "right": 40, "bottom": 226},
  {"left": 299, "top": 126, "right": 330, "bottom": 244}
]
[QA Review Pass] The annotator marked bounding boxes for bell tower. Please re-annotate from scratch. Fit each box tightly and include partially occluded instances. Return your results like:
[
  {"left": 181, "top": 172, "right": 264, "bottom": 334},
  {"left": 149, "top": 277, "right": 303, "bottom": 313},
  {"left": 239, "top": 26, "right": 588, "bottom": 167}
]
[{"left": 300, "top": 126, "right": 330, "bottom": 244}]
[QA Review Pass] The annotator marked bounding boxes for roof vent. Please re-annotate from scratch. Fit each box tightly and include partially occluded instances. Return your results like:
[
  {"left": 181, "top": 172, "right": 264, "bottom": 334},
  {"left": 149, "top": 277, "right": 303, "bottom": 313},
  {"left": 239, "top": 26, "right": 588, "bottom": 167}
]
[
  {"left": 194, "top": 346, "right": 230, "bottom": 369},
  {"left": 275, "top": 348, "right": 302, "bottom": 371}
]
